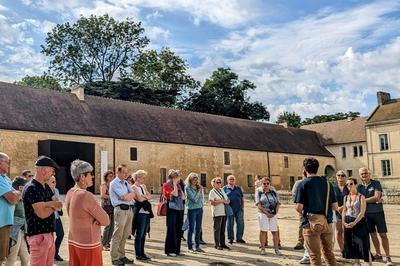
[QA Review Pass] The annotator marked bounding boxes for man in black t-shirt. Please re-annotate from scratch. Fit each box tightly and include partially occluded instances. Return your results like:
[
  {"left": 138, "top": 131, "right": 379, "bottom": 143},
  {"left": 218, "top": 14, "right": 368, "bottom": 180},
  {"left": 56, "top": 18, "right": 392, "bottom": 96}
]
[
  {"left": 294, "top": 158, "right": 338, "bottom": 266},
  {"left": 22, "top": 156, "right": 62, "bottom": 266},
  {"left": 357, "top": 168, "right": 393, "bottom": 265}
]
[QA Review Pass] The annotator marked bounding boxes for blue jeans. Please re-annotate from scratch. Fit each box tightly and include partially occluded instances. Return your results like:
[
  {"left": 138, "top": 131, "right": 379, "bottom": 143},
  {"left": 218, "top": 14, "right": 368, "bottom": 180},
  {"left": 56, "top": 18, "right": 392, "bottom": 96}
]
[
  {"left": 54, "top": 218, "right": 64, "bottom": 256},
  {"left": 227, "top": 208, "right": 244, "bottom": 241},
  {"left": 187, "top": 208, "right": 203, "bottom": 250},
  {"left": 135, "top": 213, "right": 150, "bottom": 258}
]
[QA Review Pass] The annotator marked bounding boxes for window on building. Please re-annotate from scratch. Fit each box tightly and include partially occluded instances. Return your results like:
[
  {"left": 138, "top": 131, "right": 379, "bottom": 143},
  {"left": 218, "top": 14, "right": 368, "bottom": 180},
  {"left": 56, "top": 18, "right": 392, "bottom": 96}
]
[
  {"left": 284, "top": 156, "right": 289, "bottom": 168},
  {"left": 223, "top": 173, "right": 232, "bottom": 185},
  {"left": 224, "top": 151, "right": 230, "bottom": 165},
  {"left": 247, "top": 175, "right": 253, "bottom": 187},
  {"left": 160, "top": 168, "right": 166, "bottom": 185},
  {"left": 289, "top": 176, "right": 295, "bottom": 190},
  {"left": 200, "top": 173, "right": 207, "bottom": 188},
  {"left": 341, "top": 147, "right": 346, "bottom": 158},
  {"left": 353, "top": 146, "right": 358, "bottom": 157},
  {"left": 381, "top": 160, "right": 391, "bottom": 176},
  {"left": 130, "top": 147, "right": 137, "bottom": 161},
  {"left": 379, "top": 134, "right": 389, "bottom": 151},
  {"left": 359, "top": 146, "right": 363, "bottom": 157},
  {"left": 347, "top": 170, "right": 353, "bottom": 177}
]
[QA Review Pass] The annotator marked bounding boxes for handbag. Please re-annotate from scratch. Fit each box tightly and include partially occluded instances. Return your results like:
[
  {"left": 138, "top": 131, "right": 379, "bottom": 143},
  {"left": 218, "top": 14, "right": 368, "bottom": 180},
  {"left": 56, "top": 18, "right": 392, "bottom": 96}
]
[
  {"left": 224, "top": 204, "right": 234, "bottom": 216},
  {"left": 307, "top": 181, "right": 330, "bottom": 233},
  {"left": 157, "top": 186, "right": 167, "bottom": 216}
]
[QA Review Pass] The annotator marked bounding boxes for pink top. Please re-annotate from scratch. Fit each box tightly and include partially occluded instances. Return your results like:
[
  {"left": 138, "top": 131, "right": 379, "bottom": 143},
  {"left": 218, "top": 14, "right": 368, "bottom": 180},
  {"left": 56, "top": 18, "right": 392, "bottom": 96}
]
[{"left": 65, "top": 186, "right": 110, "bottom": 249}]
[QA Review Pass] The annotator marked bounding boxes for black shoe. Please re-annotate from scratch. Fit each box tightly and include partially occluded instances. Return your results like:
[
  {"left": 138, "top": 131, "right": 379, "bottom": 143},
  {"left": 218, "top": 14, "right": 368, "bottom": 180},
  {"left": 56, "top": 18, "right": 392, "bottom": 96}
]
[
  {"left": 112, "top": 259, "right": 125, "bottom": 266},
  {"left": 373, "top": 254, "right": 383, "bottom": 261},
  {"left": 236, "top": 239, "right": 246, "bottom": 244},
  {"left": 136, "top": 256, "right": 150, "bottom": 261},
  {"left": 199, "top": 240, "right": 207, "bottom": 245},
  {"left": 54, "top": 254, "right": 64, "bottom": 261},
  {"left": 120, "top": 257, "right": 134, "bottom": 264},
  {"left": 294, "top": 243, "right": 304, "bottom": 250},
  {"left": 215, "top": 246, "right": 223, "bottom": 250},
  {"left": 228, "top": 239, "right": 233, "bottom": 244},
  {"left": 221, "top": 245, "right": 231, "bottom": 250}
]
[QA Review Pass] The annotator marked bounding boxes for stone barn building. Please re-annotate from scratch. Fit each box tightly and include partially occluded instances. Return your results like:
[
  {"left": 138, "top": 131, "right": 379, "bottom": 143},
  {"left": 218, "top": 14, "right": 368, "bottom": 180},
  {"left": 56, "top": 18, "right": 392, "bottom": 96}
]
[{"left": 0, "top": 82, "right": 335, "bottom": 193}]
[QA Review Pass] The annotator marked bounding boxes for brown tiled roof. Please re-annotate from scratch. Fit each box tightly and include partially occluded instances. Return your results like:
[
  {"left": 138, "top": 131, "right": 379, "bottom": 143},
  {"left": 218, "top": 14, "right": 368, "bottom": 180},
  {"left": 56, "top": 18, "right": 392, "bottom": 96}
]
[
  {"left": 0, "top": 82, "right": 332, "bottom": 157},
  {"left": 367, "top": 100, "right": 400, "bottom": 124},
  {"left": 301, "top": 117, "right": 367, "bottom": 145}
]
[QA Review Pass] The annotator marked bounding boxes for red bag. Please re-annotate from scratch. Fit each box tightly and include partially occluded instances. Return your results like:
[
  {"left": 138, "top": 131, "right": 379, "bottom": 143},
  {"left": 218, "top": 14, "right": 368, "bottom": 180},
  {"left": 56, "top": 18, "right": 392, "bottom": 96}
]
[{"left": 157, "top": 186, "right": 167, "bottom": 216}]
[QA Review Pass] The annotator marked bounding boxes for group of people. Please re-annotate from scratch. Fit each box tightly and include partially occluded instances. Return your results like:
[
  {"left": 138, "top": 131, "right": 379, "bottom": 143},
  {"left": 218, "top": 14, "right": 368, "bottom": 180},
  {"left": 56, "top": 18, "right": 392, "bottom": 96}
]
[
  {"left": 0, "top": 151, "right": 395, "bottom": 266},
  {"left": 292, "top": 158, "right": 394, "bottom": 266}
]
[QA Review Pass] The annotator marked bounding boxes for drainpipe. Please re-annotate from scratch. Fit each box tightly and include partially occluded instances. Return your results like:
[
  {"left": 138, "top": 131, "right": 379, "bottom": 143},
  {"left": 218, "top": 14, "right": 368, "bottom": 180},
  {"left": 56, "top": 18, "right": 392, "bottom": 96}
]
[
  {"left": 113, "top": 138, "right": 116, "bottom": 171},
  {"left": 267, "top": 151, "right": 271, "bottom": 177}
]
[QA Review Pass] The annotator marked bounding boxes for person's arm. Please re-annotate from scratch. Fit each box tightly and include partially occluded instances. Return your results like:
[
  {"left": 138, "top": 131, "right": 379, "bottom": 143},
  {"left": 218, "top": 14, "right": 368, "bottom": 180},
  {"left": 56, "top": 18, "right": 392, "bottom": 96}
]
[
  {"left": 142, "top": 184, "right": 152, "bottom": 200},
  {"left": 100, "top": 184, "right": 110, "bottom": 200},
  {"left": 342, "top": 196, "right": 347, "bottom": 227},
  {"left": 85, "top": 192, "right": 110, "bottom": 226},
  {"left": 365, "top": 190, "right": 381, "bottom": 203},
  {"left": 186, "top": 186, "right": 202, "bottom": 203},
  {"left": 134, "top": 186, "right": 149, "bottom": 202},
  {"left": 209, "top": 190, "right": 224, "bottom": 206},
  {"left": 32, "top": 201, "right": 62, "bottom": 219},
  {"left": 111, "top": 182, "right": 135, "bottom": 202},
  {"left": 2, "top": 190, "right": 21, "bottom": 205},
  {"left": 295, "top": 203, "right": 303, "bottom": 214}
]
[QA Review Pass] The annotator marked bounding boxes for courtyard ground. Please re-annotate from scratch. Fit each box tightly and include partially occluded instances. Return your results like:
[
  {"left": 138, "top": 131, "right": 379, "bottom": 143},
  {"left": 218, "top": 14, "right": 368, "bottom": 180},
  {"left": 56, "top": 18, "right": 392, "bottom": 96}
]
[{"left": 22, "top": 196, "right": 400, "bottom": 265}]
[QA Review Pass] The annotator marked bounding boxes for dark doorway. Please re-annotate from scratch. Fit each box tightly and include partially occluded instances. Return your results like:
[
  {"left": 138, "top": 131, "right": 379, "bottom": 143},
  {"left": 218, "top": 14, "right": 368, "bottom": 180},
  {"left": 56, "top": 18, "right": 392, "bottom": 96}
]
[
  {"left": 324, "top": 165, "right": 335, "bottom": 178},
  {"left": 38, "top": 140, "right": 95, "bottom": 194}
]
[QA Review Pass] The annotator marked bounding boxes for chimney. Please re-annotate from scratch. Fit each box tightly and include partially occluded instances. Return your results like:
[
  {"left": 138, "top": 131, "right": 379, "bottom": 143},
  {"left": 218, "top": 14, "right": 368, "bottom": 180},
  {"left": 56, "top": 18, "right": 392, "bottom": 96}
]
[
  {"left": 377, "top": 91, "right": 390, "bottom": 106},
  {"left": 71, "top": 87, "right": 85, "bottom": 101}
]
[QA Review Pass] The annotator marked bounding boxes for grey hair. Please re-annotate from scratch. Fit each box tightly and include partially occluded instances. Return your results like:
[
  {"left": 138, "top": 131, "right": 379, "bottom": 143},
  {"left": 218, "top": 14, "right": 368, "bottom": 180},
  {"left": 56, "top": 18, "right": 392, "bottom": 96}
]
[
  {"left": 0, "top": 152, "right": 9, "bottom": 162},
  {"left": 168, "top": 169, "right": 180, "bottom": 179},
  {"left": 185, "top": 172, "right": 199, "bottom": 186},
  {"left": 358, "top": 167, "right": 370, "bottom": 174},
  {"left": 133, "top": 170, "right": 147, "bottom": 181},
  {"left": 70, "top": 159, "right": 93, "bottom": 182}
]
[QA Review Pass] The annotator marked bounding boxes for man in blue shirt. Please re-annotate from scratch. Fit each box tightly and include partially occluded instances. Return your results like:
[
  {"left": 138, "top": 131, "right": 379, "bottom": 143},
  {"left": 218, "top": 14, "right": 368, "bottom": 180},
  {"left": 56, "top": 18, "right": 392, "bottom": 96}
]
[
  {"left": 295, "top": 158, "right": 338, "bottom": 266},
  {"left": 357, "top": 168, "right": 393, "bottom": 266},
  {"left": 223, "top": 175, "right": 245, "bottom": 244},
  {"left": 0, "top": 152, "right": 21, "bottom": 264},
  {"left": 109, "top": 164, "right": 136, "bottom": 266}
]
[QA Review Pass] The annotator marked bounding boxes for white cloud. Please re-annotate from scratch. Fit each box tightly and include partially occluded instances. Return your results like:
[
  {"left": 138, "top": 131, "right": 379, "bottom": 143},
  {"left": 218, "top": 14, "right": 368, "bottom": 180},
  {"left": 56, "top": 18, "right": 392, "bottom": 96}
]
[{"left": 190, "top": 1, "right": 400, "bottom": 121}]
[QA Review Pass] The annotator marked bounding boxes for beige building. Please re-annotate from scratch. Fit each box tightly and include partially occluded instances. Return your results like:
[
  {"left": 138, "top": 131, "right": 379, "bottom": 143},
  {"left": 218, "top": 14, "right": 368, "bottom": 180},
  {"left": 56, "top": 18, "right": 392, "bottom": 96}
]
[
  {"left": 0, "top": 82, "right": 335, "bottom": 193},
  {"left": 301, "top": 117, "right": 368, "bottom": 178},
  {"left": 366, "top": 92, "right": 400, "bottom": 184}
]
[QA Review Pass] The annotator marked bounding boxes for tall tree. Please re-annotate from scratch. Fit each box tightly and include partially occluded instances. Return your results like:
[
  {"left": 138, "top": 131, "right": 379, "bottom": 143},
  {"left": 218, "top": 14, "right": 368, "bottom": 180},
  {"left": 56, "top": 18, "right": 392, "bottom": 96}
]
[
  {"left": 185, "top": 68, "right": 269, "bottom": 121},
  {"left": 276, "top": 111, "right": 302, "bottom": 128},
  {"left": 126, "top": 48, "right": 199, "bottom": 107},
  {"left": 41, "top": 14, "right": 149, "bottom": 86},
  {"left": 16, "top": 74, "right": 63, "bottom": 91},
  {"left": 302, "top": 112, "right": 360, "bottom": 125}
]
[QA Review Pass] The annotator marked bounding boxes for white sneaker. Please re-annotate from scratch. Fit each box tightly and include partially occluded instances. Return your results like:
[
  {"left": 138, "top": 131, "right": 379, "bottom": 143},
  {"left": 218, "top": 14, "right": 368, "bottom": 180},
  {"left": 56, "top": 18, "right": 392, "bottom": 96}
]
[
  {"left": 275, "top": 249, "right": 282, "bottom": 256},
  {"left": 260, "top": 249, "right": 266, "bottom": 255},
  {"left": 299, "top": 257, "right": 310, "bottom": 264},
  {"left": 188, "top": 249, "right": 196, "bottom": 254},
  {"left": 386, "top": 257, "right": 394, "bottom": 266},
  {"left": 167, "top": 253, "right": 177, "bottom": 257}
]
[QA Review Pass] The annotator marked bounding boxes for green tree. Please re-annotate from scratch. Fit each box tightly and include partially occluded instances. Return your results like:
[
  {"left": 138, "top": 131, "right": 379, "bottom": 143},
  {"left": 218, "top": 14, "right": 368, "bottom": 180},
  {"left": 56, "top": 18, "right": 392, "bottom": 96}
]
[
  {"left": 302, "top": 111, "right": 360, "bottom": 125},
  {"left": 276, "top": 111, "right": 302, "bottom": 128},
  {"left": 41, "top": 14, "right": 149, "bottom": 86},
  {"left": 83, "top": 78, "right": 178, "bottom": 106},
  {"left": 185, "top": 68, "right": 269, "bottom": 121},
  {"left": 16, "top": 74, "right": 63, "bottom": 91},
  {"left": 125, "top": 48, "right": 199, "bottom": 107}
]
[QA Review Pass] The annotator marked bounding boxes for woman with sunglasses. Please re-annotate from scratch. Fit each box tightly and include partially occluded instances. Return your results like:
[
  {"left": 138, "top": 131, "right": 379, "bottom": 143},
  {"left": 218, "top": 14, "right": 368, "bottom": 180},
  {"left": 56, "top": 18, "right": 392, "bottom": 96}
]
[
  {"left": 342, "top": 178, "right": 372, "bottom": 266},
  {"left": 255, "top": 177, "right": 281, "bottom": 256},
  {"left": 333, "top": 170, "right": 349, "bottom": 252},
  {"left": 209, "top": 177, "right": 230, "bottom": 250}
]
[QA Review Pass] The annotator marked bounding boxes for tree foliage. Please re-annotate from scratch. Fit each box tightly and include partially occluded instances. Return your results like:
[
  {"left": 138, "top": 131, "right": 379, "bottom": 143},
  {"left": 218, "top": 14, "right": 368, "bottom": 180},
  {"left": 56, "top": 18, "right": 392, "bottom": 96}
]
[
  {"left": 83, "top": 78, "right": 178, "bottom": 106},
  {"left": 276, "top": 111, "right": 302, "bottom": 128},
  {"left": 125, "top": 48, "right": 199, "bottom": 107},
  {"left": 41, "top": 14, "right": 149, "bottom": 86},
  {"left": 16, "top": 74, "right": 63, "bottom": 91},
  {"left": 184, "top": 68, "right": 269, "bottom": 121},
  {"left": 302, "top": 112, "right": 360, "bottom": 125}
]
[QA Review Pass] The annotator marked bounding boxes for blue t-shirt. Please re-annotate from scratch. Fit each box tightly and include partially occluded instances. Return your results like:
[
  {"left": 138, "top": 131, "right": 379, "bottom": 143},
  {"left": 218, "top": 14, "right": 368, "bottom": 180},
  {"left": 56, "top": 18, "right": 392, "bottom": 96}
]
[
  {"left": 0, "top": 174, "right": 15, "bottom": 227},
  {"left": 357, "top": 179, "right": 383, "bottom": 213},
  {"left": 333, "top": 185, "right": 349, "bottom": 219},
  {"left": 223, "top": 185, "right": 243, "bottom": 213},
  {"left": 294, "top": 176, "right": 337, "bottom": 226}
]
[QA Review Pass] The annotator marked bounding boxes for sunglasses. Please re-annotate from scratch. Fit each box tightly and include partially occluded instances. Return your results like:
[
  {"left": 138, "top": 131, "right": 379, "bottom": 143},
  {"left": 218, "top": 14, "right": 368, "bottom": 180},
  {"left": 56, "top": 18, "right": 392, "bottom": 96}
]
[
  {"left": 263, "top": 182, "right": 270, "bottom": 185},
  {"left": 215, "top": 181, "right": 222, "bottom": 184},
  {"left": 346, "top": 183, "right": 354, "bottom": 186}
]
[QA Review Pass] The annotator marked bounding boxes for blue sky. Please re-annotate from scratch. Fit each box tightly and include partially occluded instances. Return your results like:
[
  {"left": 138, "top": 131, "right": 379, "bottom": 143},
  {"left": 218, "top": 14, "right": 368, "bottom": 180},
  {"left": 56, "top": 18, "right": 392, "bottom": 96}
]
[{"left": 0, "top": 0, "right": 399, "bottom": 121}]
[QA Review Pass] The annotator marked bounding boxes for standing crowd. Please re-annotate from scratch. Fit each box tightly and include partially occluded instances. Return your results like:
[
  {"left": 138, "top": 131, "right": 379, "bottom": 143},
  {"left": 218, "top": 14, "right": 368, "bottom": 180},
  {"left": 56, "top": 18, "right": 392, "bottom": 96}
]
[{"left": 0, "top": 151, "right": 395, "bottom": 266}]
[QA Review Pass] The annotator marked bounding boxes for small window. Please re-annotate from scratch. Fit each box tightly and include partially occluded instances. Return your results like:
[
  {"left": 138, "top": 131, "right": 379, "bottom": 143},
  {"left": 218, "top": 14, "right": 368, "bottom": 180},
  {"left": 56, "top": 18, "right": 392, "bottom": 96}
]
[
  {"left": 347, "top": 170, "right": 353, "bottom": 177},
  {"left": 247, "top": 175, "right": 253, "bottom": 187},
  {"left": 200, "top": 173, "right": 207, "bottom": 188},
  {"left": 130, "top": 147, "right": 137, "bottom": 161},
  {"left": 381, "top": 160, "right": 391, "bottom": 176},
  {"left": 341, "top": 147, "right": 346, "bottom": 158},
  {"left": 223, "top": 173, "right": 232, "bottom": 185},
  {"left": 160, "top": 168, "right": 166, "bottom": 185},
  {"left": 353, "top": 146, "right": 358, "bottom": 157},
  {"left": 289, "top": 176, "right": 295, "bottom": 190},
  {"left": 358, "top": 146, "right": 363, "bottom": 157},
  {"left": 284, "top": 156, "right": 289, "bottom": 168},
  {"left": 379, "top": 134, "right": 389, "bottom": 151},
  {"left": 224, "top": 151, "right": 230, "bottom": 165}
]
